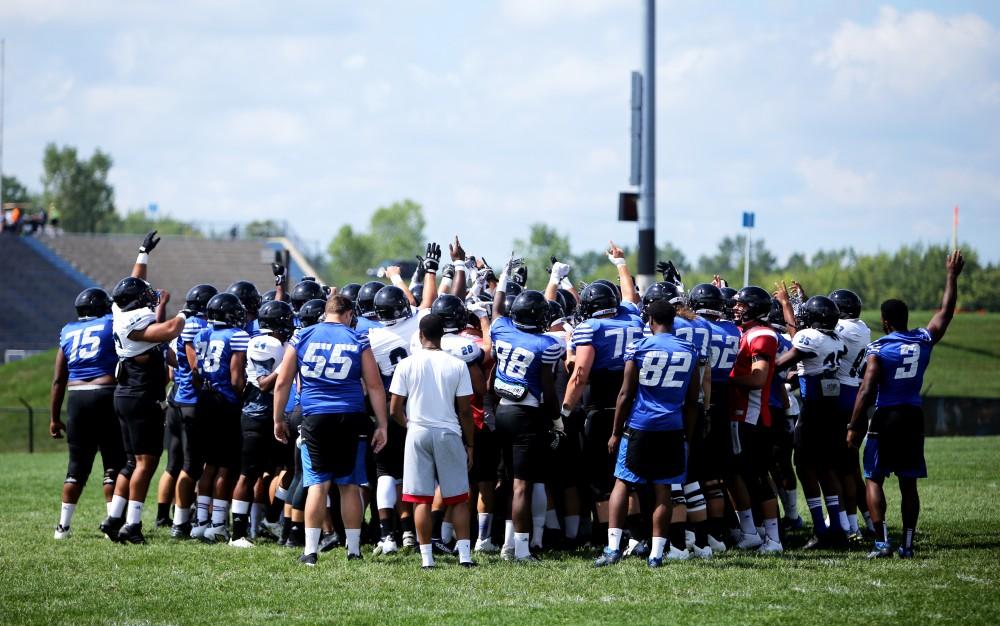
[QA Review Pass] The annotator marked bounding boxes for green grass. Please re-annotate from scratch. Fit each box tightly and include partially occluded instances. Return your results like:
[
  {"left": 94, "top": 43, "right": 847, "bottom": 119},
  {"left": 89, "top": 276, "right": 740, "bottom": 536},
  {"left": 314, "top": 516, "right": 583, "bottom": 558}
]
[{"left": 1, "top": 437, "right": 999, "bottom": 625}]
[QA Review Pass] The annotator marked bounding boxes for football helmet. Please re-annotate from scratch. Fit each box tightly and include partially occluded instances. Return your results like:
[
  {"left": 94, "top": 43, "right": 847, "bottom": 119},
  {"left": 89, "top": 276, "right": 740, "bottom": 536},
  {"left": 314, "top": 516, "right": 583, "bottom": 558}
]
[
  {"left": 828, "top": 289, "right": 862, "bottom": 319},
  {"left": 720, "top": 287, "right": 738, "bottom": 320},
  {"left": 767, "top": 298, "right": 786, "bottom": 330},
  {"left": 592, "top": 279, "right": 621, "bottom": 305},
  {"left": 410, "top": 284, "right": 424, "bottom": 305},
  {"left": 290, "top": 280, "right": 325, "bottom": 312},
  {"left": 688, "top": 283, "right": 724, "bottom": 318},
  {"left": 74, "top": 288, "right": 112, "bottom": 320},
  {"left": 731, "top": 286, "right": 771, "bottom": 324},
  {"left": 339, "top": 283, "right": 362, "bottom": 303},
  {"left": 227, "top": 281, "right": 261, "bottom": 316},
  {"left": 431, "top": 294, "right": 467, "bottom": 333},
  {"left": 298, "top": 299, "right": 326, "bottom": 327},
  {"left": 185, "top": 284, "right": 218, "bottom": 315},
  {"left": 206, "top": 293, "right": 247, "bottom": 329},
  {"left": 556, "top": 288, "right": 577, "bottom": 319},
  {"left": 356, "top": 281, "right": 385, "bottom": 320},
  {"left": 797, "top": 296, "right": 840, "bottom": 331},
  {"left": 578, "top": 282, "right": 619, "bottom": 320},
  {"left": 641, "top": 282, "right": 681, "bottom": 322},
  {"left": 546, "top": 299, "right": 566, "bottom": 327},
  {"left": 111, "top": 277, "right": 158, "bottom": 312},
  {"left": 374, "top": 286, "right": 413, "bottom": 323},
  {"left": 258, "top": 300, "right": 296, "bottom": 342},
  {"left": 509, "top": 290, "right": 548, "bottom": 333}
]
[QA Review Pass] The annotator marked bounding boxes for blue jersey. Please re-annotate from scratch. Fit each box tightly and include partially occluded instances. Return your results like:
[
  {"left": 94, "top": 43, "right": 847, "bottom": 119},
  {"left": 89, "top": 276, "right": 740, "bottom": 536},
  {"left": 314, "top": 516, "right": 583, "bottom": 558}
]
[
  {"left": 59, "top": 314, "right": 117, "bottom": 381},
  {"left": 195, "top": 325, "right": 250, "bottom": 404},
  {"left": 866, "top": 328, "right": 934, "bottom": 408},
  {"left": 490, "top": 317, "right": 564, "bottom": 406},
  {"left": 354, "top": 315, "right": 383, "bottom": 339},
  {"left": 624, "top": 333, "right": 698, "bottom": 431},
  {"left": 672, "top": 316, "right": 712, "bottom": 364},
  {"left": 769, "top": 333, "right": 793, "bottom": 409},
  {"left": 293, "top": 322, "right": 370, "bottom": 415},
  {"left": 617, "top": 302, "right": 642, "bottom": 321},
  {"left": 707, "top": 319, "right": 741, "bottom": 383},
  {"left": 572, "top": 316, "right": 645, "bottom": 372},
  {"left": 243, "top": 318, "right": 261, "bottom": 337},
  {"left": 173, "top": 315, "right": 209, "bottom": 405}
]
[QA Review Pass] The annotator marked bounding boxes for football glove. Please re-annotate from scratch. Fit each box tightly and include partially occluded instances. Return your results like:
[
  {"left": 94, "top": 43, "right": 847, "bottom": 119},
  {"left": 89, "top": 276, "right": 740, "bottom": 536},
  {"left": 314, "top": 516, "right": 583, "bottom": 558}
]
[
  {"left": 272, "top": 262, "right": 286, "bottom": 286},
  {"left": 441, "top": 263, "right": 456, "bottom": 281},
  {"left": 139, "top": 230, "right": 160, "bottom": 254},
  {"left": 422, "top": 242, "right": 442, "bottom": 273}
]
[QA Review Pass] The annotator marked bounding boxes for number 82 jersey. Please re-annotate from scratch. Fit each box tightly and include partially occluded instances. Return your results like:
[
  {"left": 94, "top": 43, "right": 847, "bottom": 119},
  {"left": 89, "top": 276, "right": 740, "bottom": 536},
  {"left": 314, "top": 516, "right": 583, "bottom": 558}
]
[{"left": 624, "top": 333, "right": 698, "bottom": 431}]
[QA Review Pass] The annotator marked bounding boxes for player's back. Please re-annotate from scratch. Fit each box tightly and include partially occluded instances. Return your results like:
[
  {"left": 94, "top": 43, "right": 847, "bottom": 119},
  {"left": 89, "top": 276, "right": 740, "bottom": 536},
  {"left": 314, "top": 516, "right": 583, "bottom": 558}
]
[
  {"left": 626, "top": 333, "right": 698, "bottom": 431},
  {"left": 370, "top": 315, "right": 422, "bottom": 389},
  {"left": 572, "top": 315, "right": 644, "bottom": 409},
  {"left": 491, "top": 316, "right": 564, "bottom": 406},
  {"left": 198, "top": 325, "right": 250, "bottom": 403},
  {"left": 835, "top": 318, "right": 872, "bottom": 388},
  {"left": 60, "top": 313, "right": 117, "bottom": 381},
  {"left": 707, "top": 318, "right": 741, "bottom": 383},
  {"left": 294, "top": 322, "right": 369, "bottom": 414},
  {"left": 791, "top": 328, "right": 846, "bottom": 401},
  {"left": 868, "top": 328, "right": 934, "bottom": 408}
]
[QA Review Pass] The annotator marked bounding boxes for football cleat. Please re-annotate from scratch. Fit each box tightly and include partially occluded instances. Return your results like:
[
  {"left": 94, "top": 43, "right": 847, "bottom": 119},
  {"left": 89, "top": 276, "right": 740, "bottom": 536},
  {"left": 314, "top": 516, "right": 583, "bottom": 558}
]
[
  {"left": 431, "top": 539, "right": 455, "bottom": 555},
  {"left": 647, "top": 556, "right": 664, "bottom": 568},
  {"left": 402, "top": 531, "right": 418, "bottom": 549},
  {"left": 735, "top": 532, "right": 763, "bottom": 549},
  {"left": 623, "top": 538, "right": 650, "bottom": 558},
  {"left": 783, "top": 516, "right": 804, "bottom": 531},
  {"left": 691, "top": 544, "right": 713, "bottom": 559},
  {"left": 666, "top": 545, "right": 691, "bottom": 560},
  {"left": 474, "top": 538, "right": 500, "bottom": 553},
  {"left": 190, "top": 522, "right": 209, "bottom": 540},
  {"left": 516, "top": 553, "right": 541, "bottom": 564},
  {"left": 54, "top": 525, "right": 72, "bottom": 540},
  {"left": 707, "top": 534, "right": 727, "bottom": 554},
  {"left": 100, "top": 516, "right": 124, "bottom": 542},
  {"left": 593, "top": 547, "right": 623, "bottom": 567},
  {"left": 347, "top": 552, "right": 363, "bottom": 561},
  {"left": 118, "top": 523, "right": 145, "bottom": 545},
  {"left": 318, "top": 532, "right": 341, "bottom": 553},
  {"left": 202, "top": 523, "right": 230, "bottom": 544},
  {"left": 757, "top": 538, "right": 783, "bottom": 554},
  {"left": 299, "top": 552, "right": 318, "bottom": 566},
  {"left": 897, "top": 546, "right": 915, "bottom": 559},
  {"left": 500, "top": 545, "right": 516, "bottom": 561},
  {"left": 257, "top": 520, "right": 282, "bottom": 541},
  {"left": 421, "top": 564, "right": 437, "bottom": 571},
  {"left": 867, "top": 541, "right": 894, "bottom": 559},
  {"left": 155, "top": 516, "right": 172, "bottom": 529},
  {"left": 229, "top": 537, "right": 255, "bottom": 549},
  {"left": 685, "top": 530, "right": 696, "bottom": 550},
  {"left": 459, "top": 560, "right": 479, "bottom": 568},
  {"left": 170, "top": 522, "right": 192, "bottom": 539}
]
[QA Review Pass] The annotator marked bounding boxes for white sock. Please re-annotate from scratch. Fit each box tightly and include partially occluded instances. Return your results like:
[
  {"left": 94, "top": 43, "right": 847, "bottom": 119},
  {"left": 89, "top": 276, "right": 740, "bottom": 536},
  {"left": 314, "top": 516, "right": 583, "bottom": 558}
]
[
  {"left": 514, "top": 532, "right": 530, "bottom": 558},
  {"left": 764, "top": 517, "right": 780, "bottom": 543},
  {"left": 838, "top": 510, "right": 850, "bottom": 533},
  {"left": 608, "top": 527, "right": 623, "bottom": 551},
  {"left": 564, "top": 515, "right": 580, "bottom": 539},
  {"left": 196, "top": 495, "right": 211, "bottom": 524},
  {"left": 420, "top": 544, "right": 434, "bottom": 567},
  {"left": 477, "top": 513, "right": 491, "bottom": 541},
  {"left": 59, "top": 502, "right": 76, "bottom": 529},
  {"left": 456, "top": 538, "right": 472, "bottom": 563},
  {"left": 784, "top": 488, "right": 799, "bottom": 519},
  {"left": 211, "top": 499, "right": 228, "bottom": 526},
  {"left": 305, "top": 527, "right": 321, "bottom": 555},
  {"left": 173, "top": 505, "right": 191, "bottom": 525},
  {"left": 503, "top": 520, "right": 514, "bottom": 549},
  {"left": 863, "top": 510, "right": 875, "bottom": 532},
  {"left": 849, "top": 514, "right": 859, "bottom": 535},
  {"left": 441, "top": 521, "right": 455, "bottom": 544},
  {"left": 531, "top": 516, "right": 545, "bottom": 547},
  {"left": 231, "top": 499, "right": 251, "bottom": 515},
  {"left": 738, "top": 509, "right": 756, "bottom": 535},
  {"left": 531, "top": 483, "right": 547, "bottom": 546},
  {"left": 105, "top": 500, "right": 114, "bottom": 516},
  {"left": 109, "top": 495, "right": 127, "bottom": 519},
  {"left": 545, "top": 509, "right": 560, "bottom": 529},
  {"left": 346, "top": 528, "right": 361, "bottom": 555},
  {"left": 651, "top": 536, "right": 667, "bottom": 559},
  {"left": 126, "top": 500, "right": 143, "bottom": 525},
  {"left": 251, "top": 503, "right": 264, "bottom": 533}
]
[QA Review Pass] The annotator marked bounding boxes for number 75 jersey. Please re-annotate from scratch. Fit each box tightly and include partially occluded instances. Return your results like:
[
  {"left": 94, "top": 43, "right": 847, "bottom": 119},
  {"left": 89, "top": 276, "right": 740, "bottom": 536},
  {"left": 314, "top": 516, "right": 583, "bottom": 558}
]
[{"left": 865, "top": 328, "right": 934, "bottom": 409}]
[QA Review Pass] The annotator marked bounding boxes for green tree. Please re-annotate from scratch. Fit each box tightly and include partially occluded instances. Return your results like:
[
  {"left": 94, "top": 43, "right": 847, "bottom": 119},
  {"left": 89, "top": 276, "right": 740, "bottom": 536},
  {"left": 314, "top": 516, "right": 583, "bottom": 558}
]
[
  {"left": 40, "top": 144, "right": 116, "bottom": 232},
  {"left": 325, "top": 224, "right": 376, "bottom": 287},
  {"left": 697, "top": 235, "right": 777, "bottom": 284},
  {"left": 513, "top": 223, "right": 571, "bottom": 289},
  {"left": 1, "top": 175, "right": 32, "bottom": 205},
  {"left": 107, "top": 209, "right": 203, "bottom": 237},
  {"left": 245, "top": 220, "right": 285, "bottom": 238},
  {"left": 369, "top": 199, "right": 426, "bottom": 263}
]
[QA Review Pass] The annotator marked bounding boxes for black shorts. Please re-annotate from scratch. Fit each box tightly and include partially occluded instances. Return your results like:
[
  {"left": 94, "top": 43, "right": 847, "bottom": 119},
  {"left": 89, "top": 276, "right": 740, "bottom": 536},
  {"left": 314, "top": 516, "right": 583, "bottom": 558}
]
[
  {"left": 240, "top": 415, "right": 277, "bottom": 478},
  {"left": 199, "top": 392, "right": 242, "bottom": 471},
  {"left": 65, "top": 387, "right": 125, "bottom": 485},
  {"left": 113, "top": 393, "right": 165, "bottom": 457},
  {"left": 177, "top": 403, "right": 205, "bottom": 477},
  {"left": 583, "top": 407, "right": 616, "bottom": 499},
  {"left": 163, "top": 402, "right": 184, "bottom": 476},
  {"left": 470, "top": 424, "right": 501, "bottom": 484},
  {"left": 685, "top": 402, "right": 708, "bottom": 483},
  {"left": 495, "top": 404, "right": 548, "bottom": 483},
  {"left": 619, "top": 427, "right": 687, "bottom": 484},
  {"left": 704, "top": 383, "right": 731, "bottom": 480},
  {"left": 864, "top": 405, "right": 927, "bottom": 480},
  {"left": 282, "top": 406, "right": 302, "bottom": 469},
  {"left": 730, "top": 420, "right": 773, "bottom": 479},
  {"left": 793, "top": 398, "right": 844, "bottom": 471},
  {"left": 300, "top": 412, "right": 366, "bottom": 478},
  {"left": 375, "top": 419, "right": 406, "bottom": 479}
]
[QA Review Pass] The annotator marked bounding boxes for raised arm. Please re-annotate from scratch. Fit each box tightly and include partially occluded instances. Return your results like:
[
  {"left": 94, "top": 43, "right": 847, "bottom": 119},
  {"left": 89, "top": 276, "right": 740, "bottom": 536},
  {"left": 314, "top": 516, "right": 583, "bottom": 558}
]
[
  {"left": 449, "top": 237, "right": 469, "bottom": 301},
  {"left": 926, "top": 250, "right": 965, "bottom": 344},
  {"left": 608, "top": 241, "right": 639, "bottom": 305},
  {"left": 130, "top": 231, "right": 160, "bottom": 280}
]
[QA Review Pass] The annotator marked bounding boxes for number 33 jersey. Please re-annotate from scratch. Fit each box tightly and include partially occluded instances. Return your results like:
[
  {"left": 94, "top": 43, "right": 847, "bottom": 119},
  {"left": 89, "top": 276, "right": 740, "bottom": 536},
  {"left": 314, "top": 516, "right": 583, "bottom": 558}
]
[
  {"left": 624, "top": 333, "right": 698, "bottom": 431},
  {"left": 292, "top": 322, "right": 370, "bottom": 415},
  {"left": 865, "top": 328, "right": 933, "bottom": 409}
]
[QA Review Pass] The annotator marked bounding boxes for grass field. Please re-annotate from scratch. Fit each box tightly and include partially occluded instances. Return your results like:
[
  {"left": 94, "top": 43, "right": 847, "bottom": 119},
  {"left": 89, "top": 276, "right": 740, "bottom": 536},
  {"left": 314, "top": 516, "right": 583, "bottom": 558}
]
[{"left": 1, "top": 437, "right": 998, "bottom": 625}]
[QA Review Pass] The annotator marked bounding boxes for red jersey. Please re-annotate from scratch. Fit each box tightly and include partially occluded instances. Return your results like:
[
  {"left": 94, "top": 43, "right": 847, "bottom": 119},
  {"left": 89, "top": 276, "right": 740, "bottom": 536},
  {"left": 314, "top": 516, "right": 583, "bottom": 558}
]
[{"left": 728, "top": 324, "right": 778, "bottom": 427}]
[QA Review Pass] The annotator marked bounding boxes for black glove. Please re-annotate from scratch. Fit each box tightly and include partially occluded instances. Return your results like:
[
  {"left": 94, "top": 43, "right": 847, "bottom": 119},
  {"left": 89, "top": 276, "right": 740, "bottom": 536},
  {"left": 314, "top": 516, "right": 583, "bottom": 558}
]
[
  {"left": 413, "top": 257, "right": 427, "bottom": 283},
  {"left": 512, "top": 265, "right": 528, "bottom": 287},
  {"left": 422, "top": 242, "right": 442, "bottom": 273},
  {"left": 272, "top": 262, "right": 286, "bottom": 286},
  {"left": 656, "top": 260, "right": 683, "bottom": 285},
  {"left": 441, "top": 264, "right": 455, "bottom": 281},
  {"left": 139, "top": 230, "right": 160, "bottom": 254}
]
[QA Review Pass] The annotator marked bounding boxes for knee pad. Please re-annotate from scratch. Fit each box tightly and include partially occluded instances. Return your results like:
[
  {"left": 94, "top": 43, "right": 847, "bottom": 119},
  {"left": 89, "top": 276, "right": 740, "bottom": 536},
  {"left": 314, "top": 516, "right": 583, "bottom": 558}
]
[
  {"left": 749, "top": 473, "right": 773, "bottom": 504},
  {"left": 103, "top": 468, "right": 118, "bottom": 486},
  {"left": 119, "top": 456, "right": 136, "bottom": 480},
  {"left": 683, "top": 482, "right": 707, "bottom": 513},
  {"left": 376, "top": 475, "right": 398, "bottom": 511},
  {"left": 671, "top": 484, "right": 686, "bottom": 506}
]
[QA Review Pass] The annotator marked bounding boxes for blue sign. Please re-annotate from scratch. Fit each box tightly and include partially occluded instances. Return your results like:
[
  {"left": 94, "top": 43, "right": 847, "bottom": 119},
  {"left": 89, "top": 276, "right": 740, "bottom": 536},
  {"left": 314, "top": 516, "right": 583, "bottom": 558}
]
[
  {"left": 742, "top": 211, "right": 755, "bottom": 228},
  {"left": 148, "top": 202, "right": 158, "bottom": 214}
]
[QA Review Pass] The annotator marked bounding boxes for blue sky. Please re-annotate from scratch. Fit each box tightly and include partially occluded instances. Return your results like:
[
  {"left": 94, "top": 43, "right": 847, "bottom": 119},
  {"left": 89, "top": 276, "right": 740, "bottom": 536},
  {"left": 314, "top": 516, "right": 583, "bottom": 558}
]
[{"left": 2, "top": 1, "right": 998, "bottom": 266}]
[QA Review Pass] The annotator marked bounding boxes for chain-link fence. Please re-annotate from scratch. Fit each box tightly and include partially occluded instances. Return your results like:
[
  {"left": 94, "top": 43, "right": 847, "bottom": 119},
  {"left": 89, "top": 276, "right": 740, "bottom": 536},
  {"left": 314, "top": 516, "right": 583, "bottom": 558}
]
[{"left": 0, "top": 403, "right": 62, "bottom": 453}]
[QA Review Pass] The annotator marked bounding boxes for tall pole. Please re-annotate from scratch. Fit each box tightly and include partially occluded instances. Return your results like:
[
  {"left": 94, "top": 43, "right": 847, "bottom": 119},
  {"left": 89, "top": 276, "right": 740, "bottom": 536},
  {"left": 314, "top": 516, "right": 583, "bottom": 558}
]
[
  {"left": 1, "top": 39, "right": 5, "bottom": 208},
  {"left": 743, "top": 226, "right": 751, "bottom": 287},
  {"left": 636, "top": 0, "right": 656, "bottom": 292}
]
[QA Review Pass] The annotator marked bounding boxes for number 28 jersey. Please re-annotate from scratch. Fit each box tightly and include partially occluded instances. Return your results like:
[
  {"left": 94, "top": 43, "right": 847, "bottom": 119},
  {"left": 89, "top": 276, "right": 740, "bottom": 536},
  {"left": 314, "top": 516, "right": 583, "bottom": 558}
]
[
  {"left": 293, "top": 322, "right": 370, "bottom": 415},
  {"left": 490, "top": 316, "right": 564, "bottom": 407},
  {"left": 865, "top": 328, "right": 933, "bottom": 409},
  {"left": 60, "top": 314, "right": 118, "bottom": 381},
  {"left": 624, "top": 333, "right": 698, "bottom": 431}
]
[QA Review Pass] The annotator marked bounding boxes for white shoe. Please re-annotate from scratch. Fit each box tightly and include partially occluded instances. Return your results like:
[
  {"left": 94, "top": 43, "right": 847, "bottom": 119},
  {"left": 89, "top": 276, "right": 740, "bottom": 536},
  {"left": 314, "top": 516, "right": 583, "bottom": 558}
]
[
  {"left": 381, "top": 538, "right": 398, "bottom": 555},
  {"left": 54, "top": 525, "right": 72, "bottom": 540},
  {"left": 691, "top": 544, "right": 713, "bottom": 559},
  {"left": 229, "top": 537, "right": 254, "bottom": 549},
  {"left": 500, "top": 545, "right": 516, "bottom": 561},
  {"left": 666, "top": 545, "right": 691, "bottom": 560},
  {"left": 758, "top": 538, "right": 783, "bottom": 554},
  {"left": 475, "top": 538, "right": 500, "bottom": 553},
  {"left": 402, "top": 531, "right": 417, "bottom": 549},
  {"left": 203, "top": 524, "right": 230, "bottom": 543},
  {"left": 685, "top": 530, "right": 695, "bottom": 550},
  {"left": 736, "top": 532, "right": 763, "bottom": 549},
  {"left": 707, "top": 534, "right": 727, "bottom": 554},
  {"left": 190, "top": 522, "right": 208, "bottom": 539}
]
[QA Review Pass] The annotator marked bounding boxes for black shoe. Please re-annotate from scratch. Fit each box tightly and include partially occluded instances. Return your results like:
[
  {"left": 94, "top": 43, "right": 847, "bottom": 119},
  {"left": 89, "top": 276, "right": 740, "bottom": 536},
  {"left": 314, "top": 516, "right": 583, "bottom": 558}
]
[
  {"left": 431, "top": 539, "right": 454, "bottom": 555},
  {"left": 421, "top": 564, "right": 436, "bottom": 570},
  {"left": 118, "top": 523, "right": 145, "bottom": 545},
  {"left": 460, "top": 560, "right": 479, "bottom": 568},
  {"left": 100, "top": 516, "right": 125, "bottom": 542},
  {"left": 155, "top": 517, "right": 172, "bottom": 529},
  {"left": 170, "top": 522, "right": 192, "bottom": 539},
  {"left": 319, "top": 531, "right": 341, "bottom": 553},
  {"left": 299, "top": 552, "right": 318, "bottom": 566},
  {"left": 542, "top": 528, "right": 563, "bottom": 551},
  {"left": 347, "top": 552, "right": 363, "bottom": 561}
]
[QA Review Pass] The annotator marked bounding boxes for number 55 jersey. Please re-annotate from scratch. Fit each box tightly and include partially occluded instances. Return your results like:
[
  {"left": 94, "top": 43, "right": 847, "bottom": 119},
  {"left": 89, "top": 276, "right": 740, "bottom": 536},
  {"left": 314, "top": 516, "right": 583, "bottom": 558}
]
[{"left": 292, "top": 322, "right": 370, "bottom": 415}]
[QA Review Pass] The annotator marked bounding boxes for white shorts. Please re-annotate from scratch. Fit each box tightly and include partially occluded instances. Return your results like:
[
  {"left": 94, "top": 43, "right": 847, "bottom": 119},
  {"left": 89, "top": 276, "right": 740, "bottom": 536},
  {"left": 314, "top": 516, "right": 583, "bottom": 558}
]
[{"left": 401, "top": 425, "right": 469, "bottom": 505}]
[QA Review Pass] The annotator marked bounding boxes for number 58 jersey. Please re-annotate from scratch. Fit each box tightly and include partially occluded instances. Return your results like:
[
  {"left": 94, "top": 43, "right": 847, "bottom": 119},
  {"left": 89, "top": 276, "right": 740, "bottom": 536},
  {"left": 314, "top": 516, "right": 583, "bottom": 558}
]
[
  {"left": 865, "top": 328, "right": 933, "bottom": 409},
  {"left": 292, "top": 322, "right": 370, "bottom": 415},
  {"left": 624, "top": 334, "right": 698, "bottom": 431}
]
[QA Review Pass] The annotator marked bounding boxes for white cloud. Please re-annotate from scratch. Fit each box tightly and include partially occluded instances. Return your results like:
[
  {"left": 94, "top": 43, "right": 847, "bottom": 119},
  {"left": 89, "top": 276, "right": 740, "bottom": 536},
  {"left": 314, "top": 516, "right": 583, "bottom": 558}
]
[
  {"left": 343, "top": 53, "right": 367, "bottom": 71},
  {"left": 817, "top": 6, "right": 1000, "bottom": 100},
  {"left": 500, "top": 0, "right": 630, "bottom": 27},
  {"left": 795, "top": 156, "right": 874, "bottom": 206},
  {"left": 223, "top": 109, "right": 306, "bottom": 146}
]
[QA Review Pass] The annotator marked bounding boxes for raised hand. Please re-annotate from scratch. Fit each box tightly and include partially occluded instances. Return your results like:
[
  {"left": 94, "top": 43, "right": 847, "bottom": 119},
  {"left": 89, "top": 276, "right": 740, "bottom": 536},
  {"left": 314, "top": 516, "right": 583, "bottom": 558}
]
[{"left": 139, "top": 230, "right": 160, "bottom": 254}]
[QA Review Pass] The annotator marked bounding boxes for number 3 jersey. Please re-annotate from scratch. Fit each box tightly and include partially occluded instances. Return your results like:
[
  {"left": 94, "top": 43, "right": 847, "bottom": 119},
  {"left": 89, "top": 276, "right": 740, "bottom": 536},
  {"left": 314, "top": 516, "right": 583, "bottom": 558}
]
[
  {"left": 490, "top": 316, "right": 565, "bottom": 407},
  {"left": 59, "top": 313, "right": 117, "bottom": 381},
  {"left": 865, "top": 328, "right": 933, "bottom": 409},
  {"left": 624, "top": 333, "right": 698, "bottom": 431},
  {"left": 791, "top": 328, "right": 846, "bottom": 402},
  {"left": 243, "top": 333, "right": 287, "bottom": 420},
  {"left": 292, "top": 322, "right": 370, "bottom": 415},
  {"left": 194, "top": 325, "right": 250, "bottom": 404},
  {"left": 369, "top": 309, "right": 428, "bottom": 390},
  {"left": 571, "top": 315, "right": 644, "bottom": 409}
]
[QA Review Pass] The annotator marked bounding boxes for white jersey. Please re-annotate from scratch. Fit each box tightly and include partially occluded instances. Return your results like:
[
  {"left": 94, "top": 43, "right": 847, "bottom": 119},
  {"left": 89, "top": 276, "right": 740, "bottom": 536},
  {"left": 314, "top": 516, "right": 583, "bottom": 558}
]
[
  {"left": 245, "top": 334, "right": 286, "bottom": 389},
  {"left": 411, "top": 331, "right": 483, "bottom": 364},
  {"left": 835, "top": 318, "right": 871, "bottom": 388},
  {"left": 111, "top": 304, "right": 159, "bottom": 358},
  {"left": 792, "top": 328, "right": 845, "bottom": 377},
  {"left": 369, "top": 309, "right": 428, "bottom": 385}
]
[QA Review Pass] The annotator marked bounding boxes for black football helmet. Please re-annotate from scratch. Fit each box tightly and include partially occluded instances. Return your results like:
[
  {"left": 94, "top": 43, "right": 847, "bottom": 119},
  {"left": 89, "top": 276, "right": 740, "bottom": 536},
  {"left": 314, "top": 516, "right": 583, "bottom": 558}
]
[
  {"left": 258, "top": 300, "right": 295, "bottom": 341},
  {"left": 75, "top": 288, "right": 112, "bottom": 319},
  {"left": 111, "top": 277, "right": 158, "bottom": 312},
  {"left": 503, "top": 282, "right": 523, "bottom": 297},
  {"left": 592, "top": 279, "right": 622, "bottom": 305},
  {"left": 357, "top": 281, "right": 384, "bottom": 319},
  {"left": 828, "top": 289, "right": 862, "bottom": 319},
  {"left": 579, "top": 282, "right": 619, "bottom": 320},
  {"left": 374, "top": 286, "right": 413, "bottom": 323},
  {"left": 731, "top": 286, "right": 771, "bottom": 324},
  {"left": 797, "top": 296, "right": 840, "bottom": 331},
  {"left": 432, "top": 294, "right": 467, "bottom": 333},
  {"left": 767, "top": 298, "right": 786, "bottom": 330},
  {"left": 206, "top": 292, "right": 247, "bottom": 328},
  {"left": 546, "top": 299, "right": 566, "bottom": 327},
  {"left": 720, "top": 287, "right": 738, "bottom": 320},
  {"left": 185, "top": 284, "right": 218, "bottom": 315},
  {"left": 298, "top": 299, "right": 326, "bottom": 327},
  {"left": 556, "top": 288, "right": 577, "bottom": 318},
  {"left": 641, "top": 282, "right": 682, "bottom": 322},
  {"left": 290, "top": 279, "right": 325, "bottom": 312},
  {"left": 339, "top": 283, "right": 362, "bottom": 303},
  {"left": 510, "top": 290, "right": 548, "bottom": 332},
  {"left": 411, "top": 284, "right": 424, "bottom": 305},
  {"left": 227, "top": 281, "right": 261, "bottom": 316},
  {"left": 260, "top": 289, "right": 289, "bottom": 304},
  {"left": 688, "top": 283, "right": 725, "bottom": 318}
]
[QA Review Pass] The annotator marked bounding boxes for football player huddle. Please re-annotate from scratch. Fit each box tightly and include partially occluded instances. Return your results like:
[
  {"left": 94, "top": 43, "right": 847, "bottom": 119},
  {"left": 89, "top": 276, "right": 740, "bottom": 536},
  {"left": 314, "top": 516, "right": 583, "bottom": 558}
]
[{"left": 49, "top": 230, "right": 965, "bottom": 568}]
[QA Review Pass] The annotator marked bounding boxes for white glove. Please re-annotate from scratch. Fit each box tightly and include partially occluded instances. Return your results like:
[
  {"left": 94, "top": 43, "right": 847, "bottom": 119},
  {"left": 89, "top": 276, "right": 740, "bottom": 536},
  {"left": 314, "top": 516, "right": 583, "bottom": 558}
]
[
  {"left": 468, "top": 301, "right": 489, "bottom": 319},
  {"left": 607, "top": 252, "right": 627, "bottom": 267},
  {"left": 549, "top": 261, "right": 571, "bottom": 284}
]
